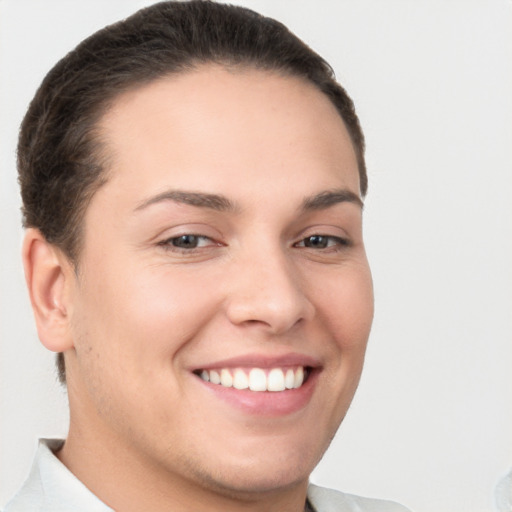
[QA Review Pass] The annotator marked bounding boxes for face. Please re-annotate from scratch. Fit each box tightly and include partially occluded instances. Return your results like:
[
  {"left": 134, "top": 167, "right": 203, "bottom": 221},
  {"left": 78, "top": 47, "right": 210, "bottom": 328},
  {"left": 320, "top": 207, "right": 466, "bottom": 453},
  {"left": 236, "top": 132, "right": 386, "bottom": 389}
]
[{"left": 63, "top": 66, "right": 373, "bottom": 499}]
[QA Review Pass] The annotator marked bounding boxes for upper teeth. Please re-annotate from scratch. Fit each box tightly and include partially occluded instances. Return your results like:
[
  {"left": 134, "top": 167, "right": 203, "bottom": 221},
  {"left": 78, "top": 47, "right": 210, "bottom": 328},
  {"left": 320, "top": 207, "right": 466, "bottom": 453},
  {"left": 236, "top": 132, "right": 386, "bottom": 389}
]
[{"left": 199, "top": 367, "right": 305, "bottom": 392}]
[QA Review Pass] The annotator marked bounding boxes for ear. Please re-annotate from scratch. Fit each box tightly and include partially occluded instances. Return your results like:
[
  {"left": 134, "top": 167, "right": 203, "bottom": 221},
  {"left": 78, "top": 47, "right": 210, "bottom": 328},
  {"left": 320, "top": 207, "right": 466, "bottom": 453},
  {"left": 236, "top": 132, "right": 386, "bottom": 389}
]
[{"left": 22, "top": 228, "right": 75, "bottom": 352}]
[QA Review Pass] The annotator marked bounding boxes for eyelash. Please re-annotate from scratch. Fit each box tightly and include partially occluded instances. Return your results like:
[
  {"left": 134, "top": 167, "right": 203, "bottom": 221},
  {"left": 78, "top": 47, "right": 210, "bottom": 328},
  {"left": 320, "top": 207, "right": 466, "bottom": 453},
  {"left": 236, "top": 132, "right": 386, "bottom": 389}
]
[{"left": 158, "top": 234, "right": 350, "bottom": 253}]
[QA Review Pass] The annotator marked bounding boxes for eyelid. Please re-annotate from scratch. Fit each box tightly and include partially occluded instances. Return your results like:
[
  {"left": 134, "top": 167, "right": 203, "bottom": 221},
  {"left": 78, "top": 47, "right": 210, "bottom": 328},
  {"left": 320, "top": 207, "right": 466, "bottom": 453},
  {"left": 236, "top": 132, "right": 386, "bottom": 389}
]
[
  {"left": 293, "top": 223, "right": 352, "bottom": 243},
  {"left": 151, "top": 220, "right": 225, "bottom": 243}
]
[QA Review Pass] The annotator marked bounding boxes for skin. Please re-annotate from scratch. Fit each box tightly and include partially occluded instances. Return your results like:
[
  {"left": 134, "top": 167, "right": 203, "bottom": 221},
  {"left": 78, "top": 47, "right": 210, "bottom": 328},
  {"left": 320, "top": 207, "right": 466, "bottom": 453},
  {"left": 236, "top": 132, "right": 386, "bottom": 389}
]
[{"left": 23, "top": 66, "right": 374, "bottom": 512}]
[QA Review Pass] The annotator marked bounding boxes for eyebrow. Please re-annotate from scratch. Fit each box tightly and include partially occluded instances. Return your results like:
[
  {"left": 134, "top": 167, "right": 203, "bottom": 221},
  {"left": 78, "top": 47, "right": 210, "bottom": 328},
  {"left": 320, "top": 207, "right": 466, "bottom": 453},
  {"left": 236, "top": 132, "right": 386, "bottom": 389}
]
[
  {"left": 134, "top": 187, "right": 363, "bottom": 214},
  {"left": 301, "top": 189, "right": 364, "bottom": 211},
  {"left": 134, "top": 190, "right": 235, "bottom": 212}
]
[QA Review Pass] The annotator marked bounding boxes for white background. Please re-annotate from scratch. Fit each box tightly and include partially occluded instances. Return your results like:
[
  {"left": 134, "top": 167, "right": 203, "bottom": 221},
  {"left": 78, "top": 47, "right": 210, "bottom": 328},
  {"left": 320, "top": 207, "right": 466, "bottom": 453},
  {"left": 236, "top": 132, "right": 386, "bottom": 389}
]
[{"left": 1, "top": 1, "right": 511, "bottom": 511}]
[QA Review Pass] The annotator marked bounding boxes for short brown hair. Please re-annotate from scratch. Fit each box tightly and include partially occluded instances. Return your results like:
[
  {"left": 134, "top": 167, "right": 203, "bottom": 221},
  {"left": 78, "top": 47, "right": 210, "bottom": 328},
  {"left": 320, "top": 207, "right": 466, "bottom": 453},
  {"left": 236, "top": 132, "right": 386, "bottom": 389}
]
[{"left": 18, "top": 0, "right": 367, "bottom": 383}]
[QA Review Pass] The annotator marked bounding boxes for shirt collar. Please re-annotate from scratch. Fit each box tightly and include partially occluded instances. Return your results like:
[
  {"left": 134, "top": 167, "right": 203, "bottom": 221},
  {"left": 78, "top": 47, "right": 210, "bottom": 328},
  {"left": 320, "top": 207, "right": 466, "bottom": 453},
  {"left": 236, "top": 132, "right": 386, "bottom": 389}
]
[{"left": 5, "top": 439, "right": 113, "bottom": 512}]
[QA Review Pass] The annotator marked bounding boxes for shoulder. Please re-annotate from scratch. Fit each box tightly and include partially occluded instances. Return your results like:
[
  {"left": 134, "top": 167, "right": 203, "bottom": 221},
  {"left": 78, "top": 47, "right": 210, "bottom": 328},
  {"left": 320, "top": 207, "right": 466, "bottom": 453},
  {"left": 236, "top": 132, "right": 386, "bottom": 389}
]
[
  {"left": 307, "top": 483, "right": 412, "bottom": 512},
  {"left": 3, "top": 439, "right": 112, "bottom": 512}
]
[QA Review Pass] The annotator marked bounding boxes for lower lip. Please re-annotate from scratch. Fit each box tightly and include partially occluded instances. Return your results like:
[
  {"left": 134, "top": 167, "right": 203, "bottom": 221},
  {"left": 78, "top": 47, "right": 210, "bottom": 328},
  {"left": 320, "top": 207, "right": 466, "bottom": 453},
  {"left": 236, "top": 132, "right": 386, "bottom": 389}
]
[{"left": 195, "top": 370, "right": 318, "bottom": 417}]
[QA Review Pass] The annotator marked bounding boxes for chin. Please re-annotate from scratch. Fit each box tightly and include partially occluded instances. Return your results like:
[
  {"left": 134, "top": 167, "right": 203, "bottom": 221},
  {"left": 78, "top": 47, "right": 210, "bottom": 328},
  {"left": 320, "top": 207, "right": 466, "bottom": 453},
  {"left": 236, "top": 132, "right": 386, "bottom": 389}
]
[
  {"left": 197, "top": 465, "right": 310, "bottom": 500},
  {"left": 189, "top": 441, "right": 322, "bottom": 499}
]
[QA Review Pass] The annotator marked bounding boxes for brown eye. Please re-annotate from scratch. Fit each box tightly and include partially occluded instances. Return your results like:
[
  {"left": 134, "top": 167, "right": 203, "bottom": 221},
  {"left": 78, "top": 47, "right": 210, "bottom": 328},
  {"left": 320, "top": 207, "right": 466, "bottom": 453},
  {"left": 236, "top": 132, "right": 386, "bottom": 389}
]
[
  {"left": 296, "top": 235, "right": 350, "bottom": 249},
  {"left": 159, "top": 234, "right": 213, "bottom": 250},
  {"left": 303, "top": 235, "right": 329, "bottom": 248},
  {"left": 171, "top": 235, "right": 202, "bottom": 248}
]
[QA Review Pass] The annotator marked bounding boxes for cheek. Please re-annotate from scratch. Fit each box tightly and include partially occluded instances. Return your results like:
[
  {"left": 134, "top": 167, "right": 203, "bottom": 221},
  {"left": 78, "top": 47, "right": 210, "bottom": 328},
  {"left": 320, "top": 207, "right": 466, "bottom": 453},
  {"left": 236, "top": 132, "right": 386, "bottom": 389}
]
[
  {"left": 73, "top": 262, "right": 223, "bottom": 369},
  {"left": 67, "top": 264, "right": 221, "bottom": 422},
  {"left": 306, "top": 268, "right": 373, "bottom": 440},
  {"left": 315, "top": 266, "right": 374, "bottom": 351},
  {"left": 128, "top": 266, "right": 224, "bottom": 344}
]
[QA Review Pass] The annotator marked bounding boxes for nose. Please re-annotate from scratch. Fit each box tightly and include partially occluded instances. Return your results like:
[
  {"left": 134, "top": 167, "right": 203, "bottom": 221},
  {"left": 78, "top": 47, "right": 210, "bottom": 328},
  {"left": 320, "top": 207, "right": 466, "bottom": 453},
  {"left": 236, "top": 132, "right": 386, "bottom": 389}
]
[{"left": 224, "top": 247, "right": 315, "bottom": 335}]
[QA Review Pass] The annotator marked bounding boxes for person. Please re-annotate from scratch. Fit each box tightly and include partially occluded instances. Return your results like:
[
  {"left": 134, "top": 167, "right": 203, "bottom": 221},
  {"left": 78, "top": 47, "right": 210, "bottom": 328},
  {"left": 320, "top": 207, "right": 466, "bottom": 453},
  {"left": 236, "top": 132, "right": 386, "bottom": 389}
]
[{"left": 3, "top": 1, "right": 411, "bottom": 511}]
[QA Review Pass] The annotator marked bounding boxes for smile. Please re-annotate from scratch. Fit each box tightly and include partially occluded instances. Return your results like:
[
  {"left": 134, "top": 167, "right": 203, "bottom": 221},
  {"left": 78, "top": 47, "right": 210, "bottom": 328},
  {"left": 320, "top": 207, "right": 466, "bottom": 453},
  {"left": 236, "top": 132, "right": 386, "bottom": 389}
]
[{"left": 196, "top": 366, "right": 310, "bottom": 392}]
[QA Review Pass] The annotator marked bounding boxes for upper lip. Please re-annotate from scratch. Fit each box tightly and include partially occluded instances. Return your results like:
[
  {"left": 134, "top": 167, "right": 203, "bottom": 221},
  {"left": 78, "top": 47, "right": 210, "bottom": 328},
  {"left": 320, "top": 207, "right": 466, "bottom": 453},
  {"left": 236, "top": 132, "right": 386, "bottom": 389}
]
[{"left": 191, "top": 353, "right": 322, "bottom": 371}]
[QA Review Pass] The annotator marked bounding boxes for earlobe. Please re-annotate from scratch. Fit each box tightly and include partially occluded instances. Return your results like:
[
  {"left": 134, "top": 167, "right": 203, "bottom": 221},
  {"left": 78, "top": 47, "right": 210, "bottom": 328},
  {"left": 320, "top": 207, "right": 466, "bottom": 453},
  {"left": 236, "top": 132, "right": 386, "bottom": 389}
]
[{"left": 22, "top": 228, "right": 75, "bottom": 353}]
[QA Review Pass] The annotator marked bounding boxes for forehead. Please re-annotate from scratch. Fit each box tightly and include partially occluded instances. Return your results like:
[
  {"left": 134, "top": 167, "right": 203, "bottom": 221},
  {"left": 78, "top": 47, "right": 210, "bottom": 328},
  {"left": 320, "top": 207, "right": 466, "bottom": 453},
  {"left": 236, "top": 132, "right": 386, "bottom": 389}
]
[{"left": 95, "top": 65, "right": 360, "bottom": 204}]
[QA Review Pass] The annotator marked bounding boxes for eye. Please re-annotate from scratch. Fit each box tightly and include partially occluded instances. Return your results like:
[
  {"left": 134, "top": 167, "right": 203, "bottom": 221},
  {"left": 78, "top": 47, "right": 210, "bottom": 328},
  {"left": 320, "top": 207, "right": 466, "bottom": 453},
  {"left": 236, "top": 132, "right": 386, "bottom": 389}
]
[
  {"left": 295, "top": 235, "right": 349, "bottom": 250},
  {"left": 159, "top": 234, "right": 214, "bottom": 250}
]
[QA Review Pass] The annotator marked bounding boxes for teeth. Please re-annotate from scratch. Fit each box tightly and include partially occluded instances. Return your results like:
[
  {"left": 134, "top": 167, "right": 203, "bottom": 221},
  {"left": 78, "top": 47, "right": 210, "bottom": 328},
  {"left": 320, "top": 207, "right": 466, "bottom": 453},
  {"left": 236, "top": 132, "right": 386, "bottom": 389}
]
[
  {"left": 220, "top": 369, "right": 233, "bottom": 387},
  {"left": 209, "top": 370, "right": 221, "bottom": 385},
  {"left": 267, "top": 368, "right": 286, "bottom": 392},
  {"left": 233, "top": 369, "right": 249, "bottom": 390},
  {"left": 294, "top": 366, "right": 304, "bottom": 388},
  {"left": 285, "top": 368, "right": 295, "bottom": 389},
  {"left": 198, "top": 366, "right": 307, "bottom": 392},
  {"left": 249, "top": 368, "right": 267, "bottom": 391}
]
